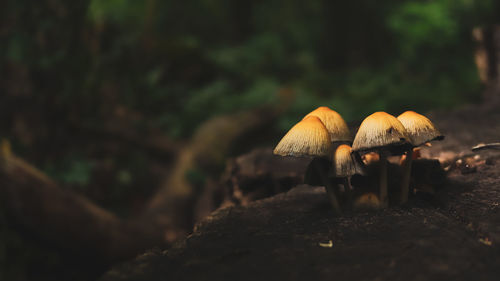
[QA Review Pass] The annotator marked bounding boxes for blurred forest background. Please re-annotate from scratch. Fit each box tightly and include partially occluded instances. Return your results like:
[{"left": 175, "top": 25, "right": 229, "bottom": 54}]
[{"left": 1, "top": 0, "right": 500, "bottom": 280}]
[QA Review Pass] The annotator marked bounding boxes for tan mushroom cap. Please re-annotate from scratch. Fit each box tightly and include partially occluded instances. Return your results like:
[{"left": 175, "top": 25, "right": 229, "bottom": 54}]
[
  {"left": 305, "top": 106, "right": 351, "bottom": 142},
  {"left": 273, "top": 116, "right": 333, "bottom": 158},
  {"left": 397, "top": 111, "right": 443, "bottom": 146},
  {"left": 354, "top": 193, "right": 381, "bottom": 210},
  {"left": 332, "top": 144, "right": 356, "bottom": 177},
  {"left": 352, "top": 112, "right": 409, "bottom": 152}
]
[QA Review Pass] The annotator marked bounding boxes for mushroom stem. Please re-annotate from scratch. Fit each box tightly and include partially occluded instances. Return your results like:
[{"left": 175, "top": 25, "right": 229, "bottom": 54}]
[
  {"left": 344, "top": 177, "right": 353, "bottom": 211},
  {"left": 324, "top": 184, "right": 342, "bottom": 215},
  {"left": 346, "top": 177, "right": 353, "bottom": 190},
  {"left": 317, "top": 166, "right": 342, "bottom": 215},
  {"left": 379, "top": 153, "right": 388, "bottom": 208},
  {"left": 400, "top": 149, "right": 413, "bottom": 204}
]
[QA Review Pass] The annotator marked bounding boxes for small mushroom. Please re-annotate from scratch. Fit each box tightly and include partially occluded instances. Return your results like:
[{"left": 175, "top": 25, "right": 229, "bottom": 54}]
[
  {"left": 329, "top": 144, "right": 357, "bottom": 209},
  {"left": 354, "top": 192, "right": 381, "bottom": 211},
  {"left": 397, "top": 111, "right": 444, "bottom": 204},
  {"left": 304, "top": 106, "right": 351, "bottom": 143},
  {"left": 273, "top": 116, "right": 342, "bottom": 214},
  {"left": 331, "top": 144, "right": 357, "bottom": 181},
  {"left": 352, "top": 112, "right": 411, "bottom": 208}
]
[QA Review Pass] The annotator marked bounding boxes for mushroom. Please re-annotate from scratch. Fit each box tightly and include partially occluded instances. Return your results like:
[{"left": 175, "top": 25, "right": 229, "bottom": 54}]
[
  {"left": 329, "top": 144, "right": 357, "bottom": 209},
  {"left": 273, "top": 116, "right": 341, "bottom": 214},
  {"left": 274, "top": 116, "right": 332, "bottom": 157},
  {"left": 352, "top": 112, "right": 411, "bottom": 208},
  {"left": 304, "top": 106, "right": 351, "bottom": 143},
  {"left": 354, "top": 192, "right": 381, "bottom": 211},
  {"left": 397, "top": 111, "right": 444, "bottom": 204}
]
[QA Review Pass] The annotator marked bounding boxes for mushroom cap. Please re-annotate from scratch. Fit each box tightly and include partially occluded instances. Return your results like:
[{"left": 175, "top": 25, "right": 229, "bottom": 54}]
[
  {"left": 352, "top": 112, "right": 410, "bottom": 153},
  {"left": 332, "top": 144, "right": 356, "bottom": 177},
  {"left": 397, "top": 111, "right": 444, "bottom": 146},
  {"left": 354, "top": 193, "right": 381, "bottom": 210},
  {"left": 305, "top": 106, "right": 351, "bottom": 143},
  {"left": 273, "top": 116, "right": 333, "bottom": 158}
]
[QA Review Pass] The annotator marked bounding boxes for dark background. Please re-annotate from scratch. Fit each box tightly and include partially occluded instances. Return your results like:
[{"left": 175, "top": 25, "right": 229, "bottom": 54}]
[{"left": 1, "top": 0, "right": 499, "bottom": 280}]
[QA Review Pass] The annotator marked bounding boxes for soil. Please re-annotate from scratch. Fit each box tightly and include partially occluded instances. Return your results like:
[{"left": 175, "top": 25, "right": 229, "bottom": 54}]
[{"left": 100, "top": 101, "right": 500, "bottom": 281}]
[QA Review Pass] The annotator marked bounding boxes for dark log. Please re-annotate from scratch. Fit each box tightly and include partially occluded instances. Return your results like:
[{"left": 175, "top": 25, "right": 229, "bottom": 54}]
[
  {"left": 221, "top": 148, "right": 310, "bottom": 206},
  {"left": 99, "top": 152, "right": 500, "bottom": 281}
]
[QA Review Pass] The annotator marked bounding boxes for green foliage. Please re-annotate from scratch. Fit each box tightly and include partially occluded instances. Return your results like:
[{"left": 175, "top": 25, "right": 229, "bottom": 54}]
[
  {"left": 88, "top": 0, "right": 145, "bottom": 25},
  {"left": 208, "top": 34, "right": 288, "bottom": 79},
  {"left": 388, "top": 1, "right": 459, "bottom": 57},
  {"left": 3, "top": 1, "right": 494, "bottom": 196},
  {"left": 185, "top": 168, "right": 207, "bottom": 186},
  {"left": 44, "top": 155, "right": 95, "bottom": 187},
  {"left": 2, "top": 0, "right": 497, "bottom": 189},
  {"left": 1, "top": 0, "right": 498, "bottom": 184}
]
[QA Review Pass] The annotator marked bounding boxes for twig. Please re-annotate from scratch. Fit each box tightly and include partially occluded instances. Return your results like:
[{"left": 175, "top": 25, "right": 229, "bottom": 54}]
[{"left": 472, "top": 143, "right": 500, "bottom": 151}]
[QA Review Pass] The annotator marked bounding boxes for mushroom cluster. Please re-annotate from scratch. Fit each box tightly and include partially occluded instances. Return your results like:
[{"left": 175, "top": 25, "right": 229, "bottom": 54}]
[{"left": 273, "top": 107, "right": 443, "bottom": 215}]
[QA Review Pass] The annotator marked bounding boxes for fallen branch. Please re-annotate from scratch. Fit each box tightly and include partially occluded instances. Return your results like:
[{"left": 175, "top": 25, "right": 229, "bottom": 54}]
[
  {"left": 145, "top": 107, "right": 283, "bottom": 240},
  {"left": 0, "top": 105, "right": 288, "bottom": 262},
  {"left": 0, "top": 149, "right": 166, "bottom": 264},
  {"left": 472, "top": 143, "right": 500, "bottom": 151}
]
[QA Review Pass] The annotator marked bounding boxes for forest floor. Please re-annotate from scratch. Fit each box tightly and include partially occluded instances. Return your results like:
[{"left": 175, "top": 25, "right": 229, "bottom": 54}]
[{"left": 100, "top": 100, "right": 500, "bottom": 281}]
